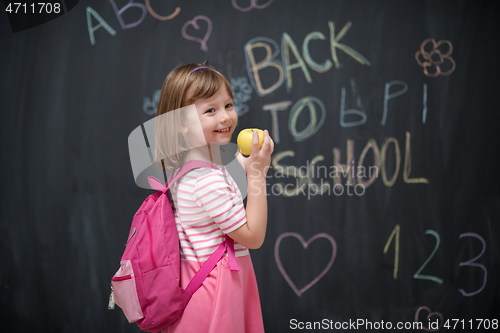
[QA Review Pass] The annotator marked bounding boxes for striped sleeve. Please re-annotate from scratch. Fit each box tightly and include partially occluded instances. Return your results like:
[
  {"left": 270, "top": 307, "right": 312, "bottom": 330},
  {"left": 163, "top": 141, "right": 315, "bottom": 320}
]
[{"left": 193, "top": 168, "right": 247, "bottom": 234}]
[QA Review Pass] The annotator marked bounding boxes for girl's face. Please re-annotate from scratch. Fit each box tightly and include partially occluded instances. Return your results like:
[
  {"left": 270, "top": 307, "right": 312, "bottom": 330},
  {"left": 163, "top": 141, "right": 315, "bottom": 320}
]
[{"left": 186, "top": 87, "right": 238, "bottom": 146}]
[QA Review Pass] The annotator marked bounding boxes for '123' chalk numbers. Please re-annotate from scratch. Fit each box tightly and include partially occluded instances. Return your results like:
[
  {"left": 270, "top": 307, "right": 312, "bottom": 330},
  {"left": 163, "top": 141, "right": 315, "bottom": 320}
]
[{"left": 384, "top": 226, "right": 487, "bottom": 296}]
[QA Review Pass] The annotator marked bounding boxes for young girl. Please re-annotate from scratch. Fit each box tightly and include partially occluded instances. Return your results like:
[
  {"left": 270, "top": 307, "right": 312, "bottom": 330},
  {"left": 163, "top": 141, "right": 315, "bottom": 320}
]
[{"left": 155, "top": 62, "right": 274, "bottom": 332}]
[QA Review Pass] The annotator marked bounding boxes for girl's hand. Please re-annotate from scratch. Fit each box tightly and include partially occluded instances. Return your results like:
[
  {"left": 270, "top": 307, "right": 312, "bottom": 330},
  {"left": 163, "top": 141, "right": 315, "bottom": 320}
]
[
  {"left": 242, "top": 129, "right": 274, "bottom": 178},
  {"left": 229, "top": 130, "right": 274, "bottom": 249}
]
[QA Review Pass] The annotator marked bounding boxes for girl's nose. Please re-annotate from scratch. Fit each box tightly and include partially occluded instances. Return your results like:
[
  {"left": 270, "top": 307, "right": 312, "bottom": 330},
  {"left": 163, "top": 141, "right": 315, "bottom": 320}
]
[{"left": 218, "top": 108, "right": 230, "bottom": 122}]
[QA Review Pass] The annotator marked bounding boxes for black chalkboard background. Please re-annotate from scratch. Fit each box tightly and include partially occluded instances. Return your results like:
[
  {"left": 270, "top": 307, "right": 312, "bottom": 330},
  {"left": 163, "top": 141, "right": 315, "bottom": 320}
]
[{"left": 1, "top": 1, "right": 499, "bottom": 332}]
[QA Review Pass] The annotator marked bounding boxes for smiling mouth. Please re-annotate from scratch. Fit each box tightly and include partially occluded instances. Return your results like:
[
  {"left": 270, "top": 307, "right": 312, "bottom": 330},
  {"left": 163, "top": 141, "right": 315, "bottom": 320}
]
[{"left": 214, "top": 127, "right": 231, "bottom": 133}]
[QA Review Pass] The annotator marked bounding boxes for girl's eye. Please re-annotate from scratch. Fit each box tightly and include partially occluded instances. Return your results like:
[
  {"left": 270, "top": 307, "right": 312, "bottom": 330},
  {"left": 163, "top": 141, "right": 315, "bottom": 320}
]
[
  {"left": 205, "top": 108, "right": 215, "bottom": 114},
  {"left": 225, "top": 103, "right": 234, "bottom": 109}
]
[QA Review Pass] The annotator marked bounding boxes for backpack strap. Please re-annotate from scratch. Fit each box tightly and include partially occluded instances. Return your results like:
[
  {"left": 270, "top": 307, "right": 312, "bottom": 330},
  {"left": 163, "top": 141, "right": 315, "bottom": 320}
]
[
  {"left": 148, "top": 160, "right": 240, "bottom": 301},
  {"left": 183, "top": 235, "right": 239, "bottom": 304},
  {"left": 148, "top": 160, "right": 217, "bottom": 192}
]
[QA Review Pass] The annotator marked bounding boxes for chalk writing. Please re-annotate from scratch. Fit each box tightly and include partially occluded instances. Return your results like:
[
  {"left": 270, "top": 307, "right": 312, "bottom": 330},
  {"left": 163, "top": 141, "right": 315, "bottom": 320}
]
[
  {"left": 340, "top": 86, "right": 366, "bottom": 127},
  {"left": 413, "top": 230, "right": 443, "bottom": 284},
  {"left": 333, "top": 139, "right": 355, "bottom": 186},
  {"left": 244, "top": 37, "right": 284, "bottom": 96},
  {"left": 262, "top": 101, "right": 292, "bottom": 144},
  {"left": 404, "top": 132, "right": 429, "bottom": 184},
  {"left": 333, "top": 132, "right": 428, "bottom": 188},
  {"left": 282, "top": 32, "right": 312, "bottom": 92},
  {"left": 303, "top": 32, "right": 333, "bottom": 73},
  {"left": 381, "top": 227, "right": 487, "bottom": 296},
  {"left": 328, "top": 21, "right": 370, "bottom": 69},
  {"left": 415, "top": 38, "right": 456, "bottom": 77},
  {"left": 357, "top": 139, "right": 380, "bottom": 188},
  {"left": 288, "top": 96, "right": 326, "bottom": 142},
  {"left": 259, "top": 81, "right": 427, "bottom": 140},
  {"left": 231, "top": 0, "right": 275, "bottom": 12},
  {"left": 383, "top": 224, "right": 400, "bottom": 279},
  {"left": 422, "top": 83, "right": 428, "bottom": 123},
  {"left": 274, "top": 232, "right": 337, "bottom": 296},
  {"left": 182, "top": 15, "right": 212, "bottom": 51},
  {"left": 244, "top": 21, "right": 370, "bottom": 96},
  {"left": 145, "top": 0, "right": 180, "bottom": 20},
  {"left": 458, "top": 233, "right": 487, "bottom": 296},
  {"left": 86, "top": 6, "right": 117, "bottom": 46},
  {"left": 109, "top": 0, "right": 147, "bottom": 30},
  {"left": 268, "top": 131, "right": 426, "bottom": 197},
  {"left": 382, "top": 81, "right": 408, "bottom": 126},
  {"left": 87, "top": 1, "right": 183, "bottom": 45},
  {"left": 380, "top": 137, "right": 401, "bottom": 187}
]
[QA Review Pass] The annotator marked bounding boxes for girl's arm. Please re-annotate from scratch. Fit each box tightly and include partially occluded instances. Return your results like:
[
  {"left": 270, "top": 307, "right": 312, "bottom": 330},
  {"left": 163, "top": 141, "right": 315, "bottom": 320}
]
[{"left": 228, "top": 130, "right": 274, "bottom": 249}]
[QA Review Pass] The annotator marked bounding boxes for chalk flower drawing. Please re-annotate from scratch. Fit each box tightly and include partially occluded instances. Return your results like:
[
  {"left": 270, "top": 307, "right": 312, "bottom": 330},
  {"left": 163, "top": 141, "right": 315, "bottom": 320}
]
[
  {"left": 230, "top": 76, "right": 253, "bottom": 116},
  {"left": 415, "top": 38, "right": 456, "bottom": 77},
  {"left": 143, "top": 89, "right": 161, "bottom": 116}
]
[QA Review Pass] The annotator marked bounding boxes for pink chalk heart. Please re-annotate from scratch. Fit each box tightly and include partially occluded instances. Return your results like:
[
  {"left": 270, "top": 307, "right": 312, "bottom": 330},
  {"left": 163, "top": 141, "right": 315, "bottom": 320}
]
[
  {"left": 274, "top": 232, "right": 336, "bottom": 297},
  {"left": 414, "top": 306, "right": 443, "bottom": 331},
  {"left": 181, "top": 15, "right": 212, "bottom": 52}
]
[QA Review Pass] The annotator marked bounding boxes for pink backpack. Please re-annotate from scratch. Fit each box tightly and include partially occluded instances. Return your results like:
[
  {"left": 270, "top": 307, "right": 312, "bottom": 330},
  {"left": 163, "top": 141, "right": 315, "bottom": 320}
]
[{"left": 109, "top": 160, "right": 239, "bottom": 332}]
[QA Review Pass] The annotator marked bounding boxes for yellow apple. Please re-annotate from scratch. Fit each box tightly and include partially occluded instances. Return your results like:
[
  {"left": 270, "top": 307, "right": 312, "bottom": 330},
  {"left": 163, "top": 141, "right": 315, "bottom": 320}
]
[{"left": 237, "top": 128, "right": 264, "bottom": 156}]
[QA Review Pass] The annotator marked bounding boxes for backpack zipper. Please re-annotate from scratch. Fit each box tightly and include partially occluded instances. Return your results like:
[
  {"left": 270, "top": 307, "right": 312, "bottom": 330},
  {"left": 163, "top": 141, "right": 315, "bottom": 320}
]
[
  {"left": 111, "top": 274, "right": 132, "bottom": 281},
  {"left": 108, "top": 284, "right": 115, "bottom": 310}
]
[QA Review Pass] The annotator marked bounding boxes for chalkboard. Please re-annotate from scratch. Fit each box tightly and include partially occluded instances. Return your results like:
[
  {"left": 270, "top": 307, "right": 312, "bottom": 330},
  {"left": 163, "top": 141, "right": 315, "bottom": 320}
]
[{"left": 1, "top": 1, "right": 499, "bottom": 332}]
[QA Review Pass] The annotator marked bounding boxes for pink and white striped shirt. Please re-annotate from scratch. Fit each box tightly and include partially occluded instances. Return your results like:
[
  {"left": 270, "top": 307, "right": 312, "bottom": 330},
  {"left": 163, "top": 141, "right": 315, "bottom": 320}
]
[{"left": 170, "top": 165, "right": 249, "bottom": 261}]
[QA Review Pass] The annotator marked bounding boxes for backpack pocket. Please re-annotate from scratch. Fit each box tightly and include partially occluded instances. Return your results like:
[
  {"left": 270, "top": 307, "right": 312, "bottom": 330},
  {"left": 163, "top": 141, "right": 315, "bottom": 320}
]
[
  {"left": 139, "top": 264, "right": 184, "bottom": 328},
  {"left": 111, "top": 260, "right": 144, "bottom": 323}
]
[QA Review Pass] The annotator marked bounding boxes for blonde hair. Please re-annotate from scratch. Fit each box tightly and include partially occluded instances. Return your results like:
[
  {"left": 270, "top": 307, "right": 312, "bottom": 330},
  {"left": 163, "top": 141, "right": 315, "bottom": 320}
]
[{"left": 155, "top": 62, "right": 233, "bottom": 171}]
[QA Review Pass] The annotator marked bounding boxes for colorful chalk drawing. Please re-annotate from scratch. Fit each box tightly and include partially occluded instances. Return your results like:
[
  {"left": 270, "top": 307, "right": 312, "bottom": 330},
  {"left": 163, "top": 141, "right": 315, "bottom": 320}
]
[
  {"left": 143, "top": 89, "right": 161, "bottom": 116},
  {"left": 415, "top": 38, "right": 456, "bottom": 77},
  {"left": 230, "top": 77, "right": 253, "bottom": 117},
  {"left": 181, "top": 15, "right": 212, "bottom": 51},
  {"left": 414, "top": 306, "right": 443, "bottom": 332},
  {"left": 274, "top": 232, "right": 337, "bottom": 297},
  {"left": 231, "top": 0, "right": 275, "bottom": 12}
]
